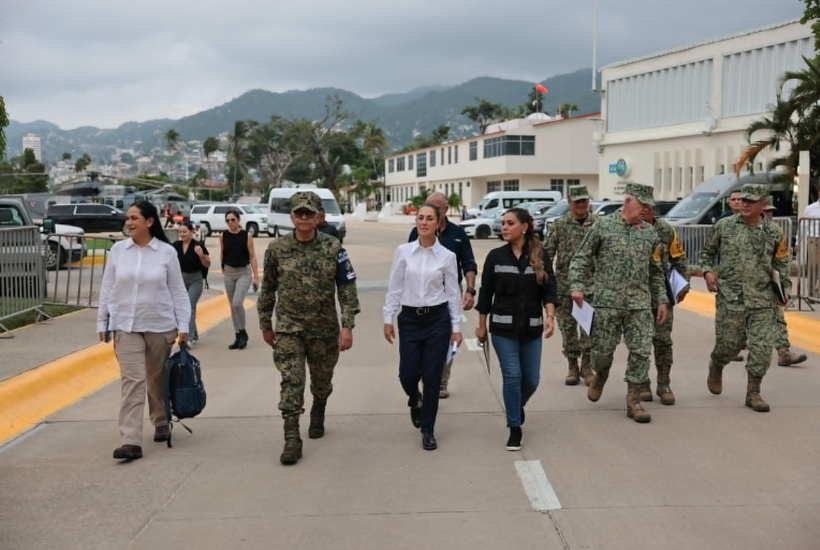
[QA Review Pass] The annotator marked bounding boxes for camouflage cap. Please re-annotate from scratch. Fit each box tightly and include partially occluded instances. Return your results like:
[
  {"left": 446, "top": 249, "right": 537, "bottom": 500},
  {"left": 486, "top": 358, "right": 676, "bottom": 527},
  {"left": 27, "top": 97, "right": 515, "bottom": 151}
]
[
  {"left": 568, "top": 185, "right": 590, "bottom": 202},
  {"left": 741, "top": 184, "right": 768, "bottom": 202},
  {"left": 290, "top": 191, "right": 322, "bottom": 213},
  {"left": 624, "top": 182, "right": 655, "bottom": 206},
  {"left": 763, "top": 195, "right": 776, "bottom": 210}
]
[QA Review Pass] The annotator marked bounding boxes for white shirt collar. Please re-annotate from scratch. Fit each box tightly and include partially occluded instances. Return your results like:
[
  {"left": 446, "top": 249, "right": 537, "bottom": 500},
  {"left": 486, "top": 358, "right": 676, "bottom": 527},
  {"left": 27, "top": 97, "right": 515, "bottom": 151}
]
[
  {"left": 124, "top": 237, "right": 160, "bottom": 250},
  {"left": 409, "top": 237, "right": 443, "bottom": 257}
]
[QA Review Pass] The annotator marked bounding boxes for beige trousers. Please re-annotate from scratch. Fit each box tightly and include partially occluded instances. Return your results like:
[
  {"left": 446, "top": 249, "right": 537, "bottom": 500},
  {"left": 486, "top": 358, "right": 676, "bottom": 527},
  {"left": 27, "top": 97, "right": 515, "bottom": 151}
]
[{"left": 113, "top": 330, "right": 177, "bottom": 446}]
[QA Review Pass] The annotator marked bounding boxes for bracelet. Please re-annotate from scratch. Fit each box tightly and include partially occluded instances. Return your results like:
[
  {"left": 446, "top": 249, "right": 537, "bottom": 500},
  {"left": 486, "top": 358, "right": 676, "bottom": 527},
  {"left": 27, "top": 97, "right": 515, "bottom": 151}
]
[{"left": 546, "top": 315, "right": 555, "bottom": 319}]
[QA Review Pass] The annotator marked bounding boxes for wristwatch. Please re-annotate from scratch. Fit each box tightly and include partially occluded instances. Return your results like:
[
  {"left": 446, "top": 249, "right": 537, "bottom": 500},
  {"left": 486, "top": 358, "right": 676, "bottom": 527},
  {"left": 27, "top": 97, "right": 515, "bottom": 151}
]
[{"left": 465, "top": 288, "right": 477, "bottom": 296}]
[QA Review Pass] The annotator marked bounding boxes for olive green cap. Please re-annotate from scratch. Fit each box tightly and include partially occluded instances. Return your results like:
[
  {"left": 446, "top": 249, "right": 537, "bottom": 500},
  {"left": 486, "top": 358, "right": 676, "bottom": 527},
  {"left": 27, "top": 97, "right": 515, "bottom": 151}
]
[
  {"left": 568, "top": 185, "right": 590, "bottom": 202},
  {"left": 290, "top": 191, "right": 321, "bottom": 213},
  {"left": 624, "top": 182, "right": 655, "bottom": 206},
  {"left": 740, "top": 184, "right": 768, "bottom": 202}
]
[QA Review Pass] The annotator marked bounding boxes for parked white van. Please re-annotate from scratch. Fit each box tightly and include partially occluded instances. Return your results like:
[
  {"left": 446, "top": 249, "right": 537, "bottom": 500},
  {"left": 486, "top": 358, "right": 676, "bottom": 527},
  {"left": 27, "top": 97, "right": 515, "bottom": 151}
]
[
  {"left": 468, "top": 191, "right": 562, "bottom": 219},
  {"left": 267, "top": 186, "right": 346, "bottom": 239}
]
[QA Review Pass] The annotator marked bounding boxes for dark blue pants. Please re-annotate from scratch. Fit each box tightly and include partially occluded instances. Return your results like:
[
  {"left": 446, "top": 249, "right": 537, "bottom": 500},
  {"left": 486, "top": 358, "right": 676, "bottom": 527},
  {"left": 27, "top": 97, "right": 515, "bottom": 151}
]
[
  {"left": 397, "top": 307, "right": 451, "bottom": 434},
  {"left": 492, "top": 334, "right": 542, "bottom": 428}
]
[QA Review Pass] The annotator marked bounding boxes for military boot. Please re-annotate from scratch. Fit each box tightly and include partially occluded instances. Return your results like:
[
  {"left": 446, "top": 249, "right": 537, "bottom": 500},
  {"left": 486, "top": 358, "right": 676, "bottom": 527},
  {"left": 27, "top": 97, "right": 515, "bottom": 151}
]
[
  {"left": 777, "top": 348, "right": 807, "bottom": 367},
  {"left": 579, "top": 355, "right": 593, "bottom": 386},
  {"left": 308, "top": 399, "right": 326, "bottom": 439},
  {"left": 626, "top": 382, "right": 652, "bottom": 423},
  {"left": 639, "top": 380, "right": 653, "bottom": 402},
  {"left": 656, "top": 366, "right": 675, "bottom": 405},
  {"left": 565, "top": 358, "right": 580, "bottom": 386},
  {"left": 280, "top": 417, "right": 303, "bottom": 465},
  {"left": 587, "top": 369, "right": 609, "bottom": 402},
  {"left": 745, "top": 373, "right": 770, "bottom": 412},
  {"left": 707, "top": 361, "right": 724, "bottom": 395}
]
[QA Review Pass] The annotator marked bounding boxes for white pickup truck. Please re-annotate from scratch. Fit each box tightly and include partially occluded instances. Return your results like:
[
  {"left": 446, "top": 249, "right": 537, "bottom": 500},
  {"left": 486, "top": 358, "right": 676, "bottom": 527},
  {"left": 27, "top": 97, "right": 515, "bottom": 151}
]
[{"left": 0, "top": 198, "right": 86, "bottom": 270}]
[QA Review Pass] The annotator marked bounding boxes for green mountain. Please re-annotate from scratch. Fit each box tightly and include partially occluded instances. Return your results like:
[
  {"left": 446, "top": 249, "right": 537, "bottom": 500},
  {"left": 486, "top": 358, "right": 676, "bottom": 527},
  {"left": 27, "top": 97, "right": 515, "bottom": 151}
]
[{"left": 6, "top": 69, "right": 600, "bottom": 162}]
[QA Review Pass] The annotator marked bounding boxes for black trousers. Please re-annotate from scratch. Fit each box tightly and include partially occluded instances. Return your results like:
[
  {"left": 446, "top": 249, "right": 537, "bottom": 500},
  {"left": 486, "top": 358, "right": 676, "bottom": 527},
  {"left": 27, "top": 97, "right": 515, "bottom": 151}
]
[{"left": 397, "top": 306, "right": 451, "bottom": 434}]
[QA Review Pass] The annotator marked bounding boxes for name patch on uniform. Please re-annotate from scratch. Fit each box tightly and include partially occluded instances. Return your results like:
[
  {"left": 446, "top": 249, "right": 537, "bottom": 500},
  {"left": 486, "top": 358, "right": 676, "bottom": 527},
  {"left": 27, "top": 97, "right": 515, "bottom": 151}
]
[
  {"left": 669, "top": 232, "right": 685, "bottom": 259},
  {"left": 336, "top": 248, "right": 357, "bottom": 286},
  {"left": 775, "top": 236, "right": 789, "bottom": 259}
]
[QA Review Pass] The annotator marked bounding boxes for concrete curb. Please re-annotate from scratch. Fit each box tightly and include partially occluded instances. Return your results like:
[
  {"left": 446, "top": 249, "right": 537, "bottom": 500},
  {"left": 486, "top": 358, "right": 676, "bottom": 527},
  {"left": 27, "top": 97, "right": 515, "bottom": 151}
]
[
  {"left": 677, "top": 290, "right": 820, "bottom": 355},
  {"left": 0, "top": 292, "right": 252, "bottom": 444}
]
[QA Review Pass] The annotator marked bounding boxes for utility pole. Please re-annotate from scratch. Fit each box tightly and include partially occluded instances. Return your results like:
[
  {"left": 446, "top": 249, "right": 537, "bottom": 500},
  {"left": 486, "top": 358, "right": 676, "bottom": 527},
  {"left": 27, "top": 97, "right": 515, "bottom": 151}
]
[{"left": 592, "top": 0, "right": 598, "bottom": 92}]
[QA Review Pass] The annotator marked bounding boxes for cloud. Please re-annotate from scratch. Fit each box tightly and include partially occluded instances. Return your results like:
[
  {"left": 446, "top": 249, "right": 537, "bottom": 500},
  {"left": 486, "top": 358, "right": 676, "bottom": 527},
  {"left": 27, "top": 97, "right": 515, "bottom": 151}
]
[{"left": 0, "top": 0, "right": 805, "bottom": 128}]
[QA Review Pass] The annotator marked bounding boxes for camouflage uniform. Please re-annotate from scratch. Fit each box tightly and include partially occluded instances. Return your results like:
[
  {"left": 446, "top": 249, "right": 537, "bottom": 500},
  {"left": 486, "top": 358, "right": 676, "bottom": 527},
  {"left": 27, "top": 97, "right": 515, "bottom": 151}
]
[
  {"left": 701, "top": 184, "right": 790, "bottom": 411},
  {"left": 257, "top": 194, "right": 360, "bottom": 421},
  {"left": 546, "top": 193, "right": 596, "bottom": 363}
]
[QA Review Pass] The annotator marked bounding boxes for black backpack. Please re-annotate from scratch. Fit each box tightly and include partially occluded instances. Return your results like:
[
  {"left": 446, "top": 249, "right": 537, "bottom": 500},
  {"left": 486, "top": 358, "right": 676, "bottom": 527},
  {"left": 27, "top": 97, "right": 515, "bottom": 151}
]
[{"left": 164, "top": 345, "right": 207, "bottom": 448}]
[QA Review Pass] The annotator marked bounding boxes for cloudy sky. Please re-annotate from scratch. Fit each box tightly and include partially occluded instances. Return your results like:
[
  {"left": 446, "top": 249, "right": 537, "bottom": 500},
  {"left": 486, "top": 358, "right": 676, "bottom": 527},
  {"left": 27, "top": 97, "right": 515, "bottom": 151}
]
[{"left": 0, "top": 0, "right": 806, "bottom": 129}]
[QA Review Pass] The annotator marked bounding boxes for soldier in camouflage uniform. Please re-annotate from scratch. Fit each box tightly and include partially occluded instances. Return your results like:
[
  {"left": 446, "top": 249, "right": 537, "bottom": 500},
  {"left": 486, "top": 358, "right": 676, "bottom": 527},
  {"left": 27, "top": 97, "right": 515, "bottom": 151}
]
[
  {"left": 546, "top": 185, "right": 596, "bottom": 386},
  {"left": 702, "top": 184, "right": 791, "bottom": 412},
  {"left": 639, "top": 205, "right": 690, "bottom": 405},
  {"left": 569, "top": 182, "right": 668, "bottom": 423},
  {"left": 257, "top": 191, "right": 360, "bottom": 464},
  {"left": 762, "top": 200, "right": 807, "bottom": 367}
]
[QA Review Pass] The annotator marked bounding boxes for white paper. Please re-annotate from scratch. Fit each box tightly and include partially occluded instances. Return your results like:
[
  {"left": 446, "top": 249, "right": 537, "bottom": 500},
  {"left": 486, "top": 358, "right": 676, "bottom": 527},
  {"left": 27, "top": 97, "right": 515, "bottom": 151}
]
[
  {"left": 571, "top": 301, "right": 595, "bottom": 336},
  {"left": 668, "top": 270, "right": 689, "bottom": 305},
  {"left": 447, "top": 341, "right": 459, "bottom": 363}
]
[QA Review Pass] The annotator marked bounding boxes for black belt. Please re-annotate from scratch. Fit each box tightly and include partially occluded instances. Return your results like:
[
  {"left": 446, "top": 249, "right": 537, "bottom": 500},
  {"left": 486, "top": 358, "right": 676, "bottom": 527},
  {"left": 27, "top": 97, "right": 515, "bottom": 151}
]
[{"left": 402, "top": 303, "right": 448, "bottom": 316}]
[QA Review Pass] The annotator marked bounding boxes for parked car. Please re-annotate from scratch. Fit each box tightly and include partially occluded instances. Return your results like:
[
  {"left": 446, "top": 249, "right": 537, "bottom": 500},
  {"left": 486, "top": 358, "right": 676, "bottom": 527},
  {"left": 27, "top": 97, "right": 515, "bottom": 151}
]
[
  {"left": 461, "top": 212, "right": 501, "bottom": 239},
  {"left": 189, "top": 203, "right": 268, "bottom": 237},
  {"left": 654, "top": 200, "right": 678, "bottom": 217},
  {"left": 592, "top": 201, "right": 624, "bottom": 217},
  {"left": 46, "top": 203, "right": 128, "bottom": 235},
  {"left": 1, "top": 198, "right": 86, "bottom": 270},
  {"left": 268, "top": 187, "right": 345, "bottom": 239}
]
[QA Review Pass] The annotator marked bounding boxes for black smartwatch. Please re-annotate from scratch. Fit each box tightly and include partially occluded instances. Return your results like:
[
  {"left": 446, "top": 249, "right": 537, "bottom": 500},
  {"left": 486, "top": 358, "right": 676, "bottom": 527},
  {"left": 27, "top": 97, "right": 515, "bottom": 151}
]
[{"left": 465, "top": 288, "right": 477, "bottom": 296}]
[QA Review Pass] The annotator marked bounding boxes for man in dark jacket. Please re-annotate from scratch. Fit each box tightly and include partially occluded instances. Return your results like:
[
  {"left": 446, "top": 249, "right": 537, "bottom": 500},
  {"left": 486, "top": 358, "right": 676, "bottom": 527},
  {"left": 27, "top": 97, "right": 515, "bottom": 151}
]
[{"left": 317, "top": 206, "right": 342, "bottom": 242}]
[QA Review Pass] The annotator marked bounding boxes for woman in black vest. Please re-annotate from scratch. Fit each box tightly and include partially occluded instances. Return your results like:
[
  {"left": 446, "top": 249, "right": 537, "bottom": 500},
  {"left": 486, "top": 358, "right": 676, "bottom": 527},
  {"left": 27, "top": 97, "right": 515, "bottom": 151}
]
[
  {"left": 476, "top": 207, "right": 557, "bottom": 451},
  {"left": 220, "top": 208, "right": 259, "bottom": 349},
  {"left": 173, "top": 221, "right": 211, "bottom": 344}
]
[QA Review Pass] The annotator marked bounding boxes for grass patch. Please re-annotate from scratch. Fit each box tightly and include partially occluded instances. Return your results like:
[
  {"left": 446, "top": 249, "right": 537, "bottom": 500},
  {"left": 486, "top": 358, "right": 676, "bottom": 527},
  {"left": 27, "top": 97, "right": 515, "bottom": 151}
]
[
  {"left": 86, "top": 238, "right": 117, "bottom": 251},
  {"left": 0, "top": 304, "right": 84, "bottom": 333}
]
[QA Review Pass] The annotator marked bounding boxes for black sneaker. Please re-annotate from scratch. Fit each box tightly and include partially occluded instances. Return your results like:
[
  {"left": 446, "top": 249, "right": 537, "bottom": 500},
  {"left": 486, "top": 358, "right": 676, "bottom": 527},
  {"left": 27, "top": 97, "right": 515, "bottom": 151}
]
[
  {"left": 506, "top": 427, "right": 522, "bottom": 451},
  {"left": 113, "top": 445, "right": 143, "bottom": 460},
  {"left": 422, "top": 432, "right": 437, "bottom": 450}
]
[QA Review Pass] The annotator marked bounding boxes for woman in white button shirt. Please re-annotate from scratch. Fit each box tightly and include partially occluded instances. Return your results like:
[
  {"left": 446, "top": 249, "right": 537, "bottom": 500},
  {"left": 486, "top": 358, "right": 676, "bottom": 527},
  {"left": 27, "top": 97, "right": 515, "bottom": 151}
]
[
  {"left": 98, "top": 201, "right": 191, "bottom": 461},
  {"left": 384, "top": 203, "right": 462, "bottom": 451}
]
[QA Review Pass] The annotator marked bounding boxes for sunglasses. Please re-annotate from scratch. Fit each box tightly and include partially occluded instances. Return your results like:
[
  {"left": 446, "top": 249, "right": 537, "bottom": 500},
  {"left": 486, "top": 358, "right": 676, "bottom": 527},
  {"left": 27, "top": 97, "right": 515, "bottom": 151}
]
[
  {"left": 293, "top": 210, "right": 316, "bottom": 219},
  {"left": 226, "top": 217, "right": 238, "bottom": 222}
]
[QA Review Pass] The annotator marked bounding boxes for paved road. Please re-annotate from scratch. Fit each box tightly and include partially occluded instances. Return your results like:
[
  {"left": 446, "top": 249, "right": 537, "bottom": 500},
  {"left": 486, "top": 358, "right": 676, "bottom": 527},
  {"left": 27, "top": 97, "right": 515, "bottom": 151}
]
[{"left": 1, "top": 221, "right": 818, "bottom": 549}]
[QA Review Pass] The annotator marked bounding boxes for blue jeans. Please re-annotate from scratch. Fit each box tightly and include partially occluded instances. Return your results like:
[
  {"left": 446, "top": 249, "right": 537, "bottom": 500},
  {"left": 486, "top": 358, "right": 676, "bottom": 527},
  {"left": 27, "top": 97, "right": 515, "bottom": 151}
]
[{"left": 492, "top": 334, "right": 543, "bottom": 428}]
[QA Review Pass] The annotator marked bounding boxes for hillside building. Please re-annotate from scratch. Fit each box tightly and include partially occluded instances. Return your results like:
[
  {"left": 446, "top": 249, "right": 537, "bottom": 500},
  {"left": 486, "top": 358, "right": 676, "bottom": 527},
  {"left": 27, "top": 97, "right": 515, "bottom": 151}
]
[
  {"left": 22, "top": 134, "right": 42, "bottom": 161},
  {"left": 384, "top": 113, "right": 601, "bottom": 209},
  {"left": 597, "top": 18, "right": 812, "bottom": 200}
]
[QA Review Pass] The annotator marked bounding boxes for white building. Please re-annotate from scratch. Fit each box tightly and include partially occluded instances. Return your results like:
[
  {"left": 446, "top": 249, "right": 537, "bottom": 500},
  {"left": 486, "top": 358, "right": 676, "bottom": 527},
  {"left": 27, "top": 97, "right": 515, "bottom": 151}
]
[
  {"left": 384, "top": 114, "right": 601, "bottom": 208},
  {"left": 597, "top": 18, "right": 812, "bottom": 200},
  {"left": 22, "top": 133, "right": 42, "bottom": 161}
]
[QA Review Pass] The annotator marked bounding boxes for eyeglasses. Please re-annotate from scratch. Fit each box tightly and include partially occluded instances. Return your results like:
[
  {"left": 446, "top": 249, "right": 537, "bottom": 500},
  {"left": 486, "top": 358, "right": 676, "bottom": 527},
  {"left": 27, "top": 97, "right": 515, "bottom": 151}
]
[
  {"left": 293, "top": 210, "right": 316, "bottom": 219},
  {"left": 226, "top": 218, "right": 238, "bottom": 222}
]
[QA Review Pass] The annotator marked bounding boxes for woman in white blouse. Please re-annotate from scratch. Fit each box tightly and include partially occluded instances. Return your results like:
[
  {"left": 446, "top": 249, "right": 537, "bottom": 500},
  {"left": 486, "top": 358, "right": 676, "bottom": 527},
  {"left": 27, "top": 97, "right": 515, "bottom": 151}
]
[
  {"left": 383, "top": 203, "right": 462, "bottom": 451},
  {"left": 98, "top": 201, "right": 191, "bottom": 461}
]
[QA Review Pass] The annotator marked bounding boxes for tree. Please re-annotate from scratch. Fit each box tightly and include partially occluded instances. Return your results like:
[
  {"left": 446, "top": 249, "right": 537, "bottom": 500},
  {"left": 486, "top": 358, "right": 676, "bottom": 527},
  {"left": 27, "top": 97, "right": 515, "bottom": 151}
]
[
  {"left": 447, "top": 192, "right": 463, "bottom": 215},
  {"left": 192, "top": 166, "right": 209, "bottom": 186},
  {"left": 226, "top": 120, "right": 256, "bottom": 195},
  {"left": 246, "top": 116, "right": 301, "bottom": 198},
  {"left": 432, "top": 125, "right": 450, "bottom": 144},
  {"left": 410, "top": 187, "right": 432, "bottom": 209},
  {"left": 165, "top": 128, "right": 181, "bottom": 152},
  {"left": 361, "top": 121, "right": 388, "bottom": 176},
  {"left": 801, "top": 0, "right": 820, "bottom": 52},
  {"left": 203, "top": 136, "right": 220, "bottom": 160},
  {"left": 0, "top": 96, "right": 8, "bottom": 160},
  {"left": 286, "top": 95, "right": 354, "bottom": 192},
  {"left": 525, "top": 88, "right": 547, "bottom": 115},
  {"left": 62, "top": 152, "right": 72, "bottom": 161},
  {"left": 461, "top": 98, "right": 505, "bottom": 135},
  {"left": 557, "top": 103, "right": 579, "bottom": 118},
  {"left": 22, "top": 148, "right": 37, "bottom": 169},
  {"left": 119, "top": 152, "right": 135, "bottom": 164}
]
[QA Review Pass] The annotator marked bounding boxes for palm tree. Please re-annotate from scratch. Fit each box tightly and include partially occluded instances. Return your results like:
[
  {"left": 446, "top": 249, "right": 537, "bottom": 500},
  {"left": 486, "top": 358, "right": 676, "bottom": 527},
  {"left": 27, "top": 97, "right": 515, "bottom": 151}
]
[
  {"left": 203, "top": 136, "right": 220, "bottom": 160},
  {"left": 362, "top": 122, "right": 388, "bottom": 201},
  {"left": 736, "top": 94, "right": 799, "bottom": 178},
  {"left": 557, "top": 103, "right": 579, "bottom": 118},
  {"left": 227, "top": 120, "right": 256, "bottom": 196},
  {"left": 165, "top": 129, "right": 181, "bottom": 152}
]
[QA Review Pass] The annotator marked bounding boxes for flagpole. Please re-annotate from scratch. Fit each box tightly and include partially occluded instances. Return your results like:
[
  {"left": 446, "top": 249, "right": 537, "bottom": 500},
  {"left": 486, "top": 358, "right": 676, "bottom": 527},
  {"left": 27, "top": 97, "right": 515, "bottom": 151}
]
[{"left": 592, "top": 0, "right": 598, "bottom": 91}]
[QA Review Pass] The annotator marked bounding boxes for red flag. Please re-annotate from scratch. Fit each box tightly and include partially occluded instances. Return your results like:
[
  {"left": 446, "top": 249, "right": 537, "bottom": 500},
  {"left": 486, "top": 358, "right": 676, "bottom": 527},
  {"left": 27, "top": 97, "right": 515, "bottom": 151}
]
[{"left": 535, "top": 84, "right": 549, "bottom": 94}]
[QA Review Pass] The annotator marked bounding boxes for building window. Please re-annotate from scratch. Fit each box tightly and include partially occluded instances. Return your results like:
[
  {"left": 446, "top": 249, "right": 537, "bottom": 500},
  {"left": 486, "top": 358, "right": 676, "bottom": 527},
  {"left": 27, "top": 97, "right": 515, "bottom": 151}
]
[
  {"left": 719, "top": 164, "right": 725, "bottom": 175},
  {"left": 503, "top": 179, "right": 520, "bottom": 191},
  {"left": 700, "top": 166, "right": 705, "bottom": 184},
  {"left": 448, "top": 147, "right": 452, "bottom": 164},
  {"left": 550, "top": 179, "right": 564, "bottom": 193},
  {"left": 678, "top": 167, "right": 683, "bottom": 192},
  {"left": 483, "top": 135, "right": 536, "bottom": 158},
  {"left": 388, "top": 159, "right": 394, "bottom": 173},
  {"left": 469, "top": 141, "right": 478, "bottom": 161},
  {"left": 454, "top": 145, "right": 459, "bottom": 163},
  {"left": 416, "top": 153, "right": 427, "bottom": 177},
  {"left": 430, "top": 149, "right": 436, "bottom": 167},
  {"left": 408, "top": 155, "right": 413, "bottom": 171},
  {"left": 487, "top": 181, "right": 501, "bottom": 193},
  {"left": 567, "top": 179, "right": 580, "bottom": 187},
  {"left": 397, "top": 157, "right": 405, "bottom": 171},
  {"left": 459, "top": 181, "right": 463, "bottom": 197}
]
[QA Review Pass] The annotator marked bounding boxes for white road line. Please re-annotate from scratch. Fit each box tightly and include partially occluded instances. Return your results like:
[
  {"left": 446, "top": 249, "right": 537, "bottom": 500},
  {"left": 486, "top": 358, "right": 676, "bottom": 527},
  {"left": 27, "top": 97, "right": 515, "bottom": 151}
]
[
  {"left": 465, "top": 338, "right": 481, "bottom": 352},
  {"left": 515, "top": 460, "right": 562, "bottom": 511}
]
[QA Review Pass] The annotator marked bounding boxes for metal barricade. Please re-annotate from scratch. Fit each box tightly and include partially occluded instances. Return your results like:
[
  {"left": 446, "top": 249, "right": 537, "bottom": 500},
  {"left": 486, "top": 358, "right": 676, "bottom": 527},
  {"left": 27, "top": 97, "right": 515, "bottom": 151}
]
[
  {"left": 0, "top": 226, "right": 48, "bottom": 335},
  {"left": 46, "top": 234, "right": 120, "bottom": 308},
  {"left": 673, "top": 225, "right": 714, "bottom": 270},
  {"left": 796, "top": 218, "right": 820, "bottom": 307}
]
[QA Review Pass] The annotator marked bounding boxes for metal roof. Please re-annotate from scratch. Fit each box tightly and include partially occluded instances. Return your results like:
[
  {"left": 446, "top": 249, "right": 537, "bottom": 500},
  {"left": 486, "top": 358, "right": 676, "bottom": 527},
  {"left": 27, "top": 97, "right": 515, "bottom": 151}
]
[{"left": 601, "top": 18, "right": 804, "bottom": 71}]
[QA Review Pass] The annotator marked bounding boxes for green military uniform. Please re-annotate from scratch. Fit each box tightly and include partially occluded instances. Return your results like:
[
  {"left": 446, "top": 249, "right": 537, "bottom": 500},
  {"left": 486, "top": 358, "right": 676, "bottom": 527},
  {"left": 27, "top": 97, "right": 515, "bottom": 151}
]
[
  {"left": 257, "top": 191, "right": 360, "bottom": 463},
  {"left": 546, "top": 185, "right": 596, "bottom": 384},
  {"left": 643, "top": 217, "right": 690, "bottom": 404},
  {"left": 701, "top": 184, "right": 791, "bottom": 411},
  {"left": 569, "top": 182, "right": 667, "bottom": 423}
]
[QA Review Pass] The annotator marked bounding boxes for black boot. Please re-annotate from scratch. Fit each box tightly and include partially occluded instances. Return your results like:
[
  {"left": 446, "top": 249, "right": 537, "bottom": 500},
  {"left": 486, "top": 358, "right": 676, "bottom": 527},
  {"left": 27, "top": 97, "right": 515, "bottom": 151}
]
[
  {"left": 228, "top": 333, "right": 241, "bottom": 350},
  {"left": 308, "top": 399, "right": 326, "bottom": 439},
  {"left": 237, "top": 329, "right": 248, "bottom": 350}
]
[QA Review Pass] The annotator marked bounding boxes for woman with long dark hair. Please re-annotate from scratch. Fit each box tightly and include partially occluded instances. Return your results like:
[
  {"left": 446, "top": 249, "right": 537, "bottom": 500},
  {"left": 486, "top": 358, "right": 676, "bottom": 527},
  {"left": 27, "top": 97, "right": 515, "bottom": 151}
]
[
  {"left": 173, "top": 221, "right": 211, "bottom": 345},
  {"left": 476, "top": 207, "right": 557, "bottom": 451},
  {"left": 98, "top": 201, "right": 190, "bottom": 460},
  {"left": 383, "top": 203, "right": 462, "bottom": 451},
  {"left": 220, "top": 208, "right": 259, "bottom": 350}
]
